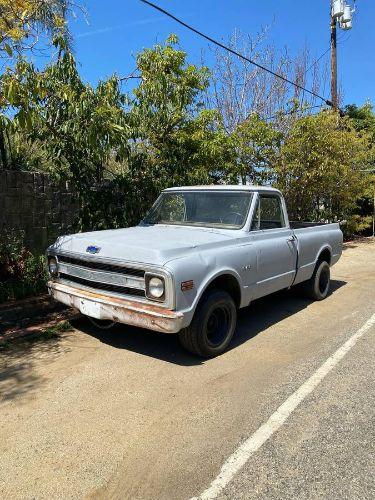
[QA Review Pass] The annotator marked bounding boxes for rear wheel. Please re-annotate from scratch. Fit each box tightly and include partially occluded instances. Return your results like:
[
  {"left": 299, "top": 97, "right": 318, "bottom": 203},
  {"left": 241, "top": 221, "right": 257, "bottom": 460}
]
[
  {"left": 178, "top": 289, "right": 237, "bottom": 358},
  {"left": 300, "top": 260, "right": 331, "bottom": 300}
]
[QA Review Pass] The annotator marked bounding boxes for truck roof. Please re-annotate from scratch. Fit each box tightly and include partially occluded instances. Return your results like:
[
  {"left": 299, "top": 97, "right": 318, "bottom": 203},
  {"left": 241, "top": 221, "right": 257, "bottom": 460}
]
[{"left": 164, "top": 185, "right": 281, "bottom": 194}]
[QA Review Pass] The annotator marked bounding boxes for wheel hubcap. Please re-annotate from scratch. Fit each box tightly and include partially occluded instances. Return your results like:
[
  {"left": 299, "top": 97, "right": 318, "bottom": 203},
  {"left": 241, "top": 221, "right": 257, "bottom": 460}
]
[{"left": 206, "top": 306, "right": 231, "bottom": 347}]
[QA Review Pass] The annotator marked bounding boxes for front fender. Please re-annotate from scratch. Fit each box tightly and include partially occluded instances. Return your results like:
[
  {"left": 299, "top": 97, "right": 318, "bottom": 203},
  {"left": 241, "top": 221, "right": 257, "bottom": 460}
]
[
  {"left": 165, "top": 252, "right": 246, "bottom": 329},
  {"left": 193, "top": 267, "right": 243, "bottom": 308}
]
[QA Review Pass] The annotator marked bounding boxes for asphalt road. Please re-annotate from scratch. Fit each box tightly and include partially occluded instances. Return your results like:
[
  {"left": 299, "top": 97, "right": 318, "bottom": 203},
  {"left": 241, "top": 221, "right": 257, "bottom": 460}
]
[{"left": 0, "top": 240, "right": 374, "bottom": 500}]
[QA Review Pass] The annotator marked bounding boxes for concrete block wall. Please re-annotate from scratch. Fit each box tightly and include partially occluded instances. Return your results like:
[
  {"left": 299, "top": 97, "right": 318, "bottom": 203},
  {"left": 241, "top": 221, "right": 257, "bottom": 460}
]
[{"left": 0, "top": 170, "right": 78, "bottom": 253}]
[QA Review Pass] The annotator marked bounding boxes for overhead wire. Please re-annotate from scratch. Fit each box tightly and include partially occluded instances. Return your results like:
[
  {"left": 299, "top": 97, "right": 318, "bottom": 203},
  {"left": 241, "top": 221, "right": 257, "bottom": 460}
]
[
  {"left": 118, "top": 67, "right": 142, "bottom": 82},
  {"left": 304, "top": 29, "right": 352, "bottom": 78},
  {"left": 139, "top": 0, "right": 334, "bottom": 107},
  {"left": 262, "top": 104, "right": 326, "bottom": 122}
]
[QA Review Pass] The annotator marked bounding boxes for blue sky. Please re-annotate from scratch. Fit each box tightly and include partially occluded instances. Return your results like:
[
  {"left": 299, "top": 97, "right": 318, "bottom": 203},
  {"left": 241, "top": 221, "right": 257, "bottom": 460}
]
[{"left": 67, "top": 0, "right": 373, "bottom": 106}]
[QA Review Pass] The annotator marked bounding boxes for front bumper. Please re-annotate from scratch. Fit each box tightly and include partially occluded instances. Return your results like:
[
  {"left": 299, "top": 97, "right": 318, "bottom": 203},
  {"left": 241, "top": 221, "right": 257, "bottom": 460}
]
[{"left": 48, "top": 281, "right": 184, "bottom": 334}]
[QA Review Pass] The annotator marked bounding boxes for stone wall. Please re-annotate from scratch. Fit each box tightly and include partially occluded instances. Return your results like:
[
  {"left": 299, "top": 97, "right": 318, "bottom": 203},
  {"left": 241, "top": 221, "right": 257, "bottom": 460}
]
[{"left": 0, "top": 170, "right": 78, "bottom": 253}]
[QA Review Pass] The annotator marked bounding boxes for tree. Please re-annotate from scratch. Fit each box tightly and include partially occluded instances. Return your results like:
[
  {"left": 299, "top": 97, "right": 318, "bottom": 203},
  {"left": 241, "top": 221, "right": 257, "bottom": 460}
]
[
  {"left": 0, "top": 0, "right": 76, "bottom": 170},
  {"left": 344, "top": 102, "right": 375, "bottom": 235},
  {"left": 0, "top": 50, "right": 130, "bottom": 227},
  {"left": 0, "top": 0, "right": 72, "bottom": 57},
  {"left": 276, "top": 111, "right": 372, "bottom": 232},
  {"left": 344, "top": 102, "right": 375, "bottom": 141},
  {"left": 231, "top": 114, "right": 281, "bottom": 185},
  {"left": 121, "top": 36, "right": 235, "bottom": 224},
  {"left": 207, "top": 29, "right": 328, "bottom": 134},
  {"left": 1, "top": 36, "right": 236, "bottom": 229}
]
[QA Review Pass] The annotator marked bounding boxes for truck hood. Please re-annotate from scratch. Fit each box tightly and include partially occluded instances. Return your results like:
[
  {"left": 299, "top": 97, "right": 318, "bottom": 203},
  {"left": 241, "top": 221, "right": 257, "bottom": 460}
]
[{"left": 50, "top": 225, "right": 236, "bottom": 266}]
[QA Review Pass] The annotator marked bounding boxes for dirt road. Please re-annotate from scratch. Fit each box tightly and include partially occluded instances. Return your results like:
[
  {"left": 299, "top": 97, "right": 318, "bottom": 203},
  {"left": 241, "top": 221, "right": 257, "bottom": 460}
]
[{"left": 1, "top": 240, "right": 374, "bottom": 499}]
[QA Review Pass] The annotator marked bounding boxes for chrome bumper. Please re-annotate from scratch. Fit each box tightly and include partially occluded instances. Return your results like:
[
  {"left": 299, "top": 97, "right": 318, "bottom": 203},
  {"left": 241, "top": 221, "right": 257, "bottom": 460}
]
[{"left": 48, "top": 281, "right": 184, "bottom": 334}]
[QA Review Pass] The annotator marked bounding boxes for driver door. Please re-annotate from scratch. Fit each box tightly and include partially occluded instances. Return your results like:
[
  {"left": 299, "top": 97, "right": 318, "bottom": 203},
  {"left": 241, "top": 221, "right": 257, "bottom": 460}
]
[{"left": 251, "top": 194, "right": 297, "bottom": 299}]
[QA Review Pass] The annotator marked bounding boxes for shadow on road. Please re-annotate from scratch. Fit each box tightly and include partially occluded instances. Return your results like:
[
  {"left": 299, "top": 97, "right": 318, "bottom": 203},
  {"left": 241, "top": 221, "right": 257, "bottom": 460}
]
[
  {"left": 72, "top": 279, "right": 347, "bottom": 366},
  {"left": 0, "top": 280, "right": 347, "bottom": 401},
  {"left": 233, "top": 279, "right": 346, "bottom": 350},
  {"left": 0, "top": 334, "right": 71, "bottom": 403},
  {"left": 343, "top": 238, "right": 374, "bottom": 250},
  {"left": 71, "top": 316, "right": 203, "bottom": 366}
]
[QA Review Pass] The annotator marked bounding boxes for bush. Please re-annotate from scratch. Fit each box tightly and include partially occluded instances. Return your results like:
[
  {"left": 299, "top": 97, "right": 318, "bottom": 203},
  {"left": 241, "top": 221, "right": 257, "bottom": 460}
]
[
  {"left": 0, "top": 229, "right": 47, "bottom": 303},
  {"left": 341, "top": 215, "right": 373, "bottom": 240}
]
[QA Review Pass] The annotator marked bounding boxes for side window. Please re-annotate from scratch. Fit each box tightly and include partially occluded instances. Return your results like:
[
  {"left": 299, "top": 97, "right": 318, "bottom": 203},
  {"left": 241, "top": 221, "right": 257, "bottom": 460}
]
[{"left": 251, "top": 195, "right": 285, "bottom": 230}]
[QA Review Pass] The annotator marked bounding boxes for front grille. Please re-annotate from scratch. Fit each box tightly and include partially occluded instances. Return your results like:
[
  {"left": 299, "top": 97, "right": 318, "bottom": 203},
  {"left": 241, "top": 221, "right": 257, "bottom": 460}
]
[
  {"left": 57, "top": 254, "right": 145, "bottom": 278},
  {"left": 60, "top": 273, "right": 146, "bottom": 298}
]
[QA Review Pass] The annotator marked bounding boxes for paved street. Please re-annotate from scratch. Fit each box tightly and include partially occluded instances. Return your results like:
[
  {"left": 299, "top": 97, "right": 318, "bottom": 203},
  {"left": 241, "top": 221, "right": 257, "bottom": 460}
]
[{"left": 0, "top": 240, "right": 374, "bottom": 500}]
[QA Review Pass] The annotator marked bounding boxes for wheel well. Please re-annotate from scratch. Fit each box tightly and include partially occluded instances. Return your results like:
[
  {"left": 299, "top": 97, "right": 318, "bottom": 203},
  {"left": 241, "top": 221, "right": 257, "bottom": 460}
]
[
  {"left": 203, "top": 274, "right": 241, "bottom": 309},
  {"left": 317, "top": 248, "right": 331, "bottom": 265}
]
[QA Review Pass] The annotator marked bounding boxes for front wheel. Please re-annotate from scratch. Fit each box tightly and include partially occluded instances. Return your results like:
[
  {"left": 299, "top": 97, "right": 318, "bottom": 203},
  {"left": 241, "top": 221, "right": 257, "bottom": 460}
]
[
  {"left": 178, "top": 289, "right": 237, "bottom": 358},
  {"left": 300, "top": 260, "right": 331, "bottom": 300}
]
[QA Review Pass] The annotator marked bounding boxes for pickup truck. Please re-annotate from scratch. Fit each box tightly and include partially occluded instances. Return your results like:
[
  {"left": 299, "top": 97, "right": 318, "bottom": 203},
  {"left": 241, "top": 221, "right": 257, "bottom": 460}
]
[{"left": 47, "top": 186, "right": 343, "bottom": 357}]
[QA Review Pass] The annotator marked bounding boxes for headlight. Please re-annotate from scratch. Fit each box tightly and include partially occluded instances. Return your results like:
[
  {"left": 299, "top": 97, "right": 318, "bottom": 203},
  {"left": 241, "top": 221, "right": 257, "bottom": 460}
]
[
  {"left": 146, "top": 276, "right": 165, "bottom": 300},
  {"left": 48, "top": 257, "right": 58, "bottom": 276}
]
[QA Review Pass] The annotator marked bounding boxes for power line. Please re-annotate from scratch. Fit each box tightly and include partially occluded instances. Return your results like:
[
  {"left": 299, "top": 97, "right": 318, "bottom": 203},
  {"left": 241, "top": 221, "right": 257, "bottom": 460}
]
[
  {"left": 118, "top": 67, "right": 142, "bottom": 82},
  {"left": 119, "top": 75, "right": 142, "bottom": 81},
  {"left": 140, "top": 0, "right": 333, "bottom": 107},
  {"left": 304, "top": 30, "right": 352, "bottom": 77},
  {"left": 262, "top": 104, "right": 326, "bottom": 122},
  {"left": 305, "top": 47, "right": 331, "bottom": 77}
]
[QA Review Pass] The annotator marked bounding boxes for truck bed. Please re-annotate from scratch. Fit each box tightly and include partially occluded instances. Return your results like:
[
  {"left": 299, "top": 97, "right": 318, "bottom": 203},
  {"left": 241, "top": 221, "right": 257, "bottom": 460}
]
[{"left": 291, "top": 221, "right": 343, "bottom": 286}]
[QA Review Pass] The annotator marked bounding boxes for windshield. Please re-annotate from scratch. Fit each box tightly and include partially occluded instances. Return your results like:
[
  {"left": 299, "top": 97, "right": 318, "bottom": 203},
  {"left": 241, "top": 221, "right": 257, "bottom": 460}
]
[{"left": 142, "top": 191, "right": 253, "bottom": 229}]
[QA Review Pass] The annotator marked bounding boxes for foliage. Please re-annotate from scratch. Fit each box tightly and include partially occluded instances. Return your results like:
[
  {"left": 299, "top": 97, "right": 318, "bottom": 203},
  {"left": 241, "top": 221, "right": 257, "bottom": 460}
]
[
  {"left": 0, "top": 27, "right": 373, "bottom": 238},
  {"left": 276, "top": 111, "right": 372, "bottom": 233},
  {"left": 1, "top": 49, "right": 131, "bottom": 227},
  {"left": 343, "top": 102, "right": 375, "bottom": 235},
  {"left": 124, "top": 36, "right": 234, "bottom": 220},
  {"left": 344, "top": 102, "right": 375, "bottom": 143},
  {"left": 232, "top": 114, "right": 282, "bottom": 184},
  {"left": 208, "top": 28, "right": 329, "bottom": 134},
  {"left": 342, "top": 215, "right": 373, "bottom": 237},
  {"left": 1, "top": 36, "right": 236, "bottom": 229},
  {"left": 0, "top": 0, "right": 72, "bottom": 57},
  {"left": 0, "top": 229, "right": 47, "bottom": 303},
  {"left": 0, "top": 0, "right": 76, "bottom": 172}
]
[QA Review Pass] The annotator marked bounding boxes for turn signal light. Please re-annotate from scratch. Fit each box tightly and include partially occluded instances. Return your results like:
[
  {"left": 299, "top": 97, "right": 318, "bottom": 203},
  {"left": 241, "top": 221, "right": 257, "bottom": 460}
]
[{"left": 181, "top": 280, "right": 194, "bottom": 291}]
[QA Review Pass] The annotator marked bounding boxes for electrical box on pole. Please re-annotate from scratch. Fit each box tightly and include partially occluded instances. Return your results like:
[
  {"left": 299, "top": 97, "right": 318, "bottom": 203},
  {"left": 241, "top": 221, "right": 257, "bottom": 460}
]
[
  {"left": 342, "top": 4, "right": 352, "bottom": 22},
  {"left": 330, "top": 1, "right": 355, "bottom": 108},
  {"left": 332, "top": 0, "right": 344, "bottom": 18}
]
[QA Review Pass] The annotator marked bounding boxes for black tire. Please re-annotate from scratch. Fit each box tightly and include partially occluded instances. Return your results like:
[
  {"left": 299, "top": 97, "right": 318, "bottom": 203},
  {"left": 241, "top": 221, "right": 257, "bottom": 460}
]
[
  {"left": 300, "top": 260, "right": 331, "bottom": 300},
  {"left": 178, "top": 289, "right": 237, "bottom": 358}
]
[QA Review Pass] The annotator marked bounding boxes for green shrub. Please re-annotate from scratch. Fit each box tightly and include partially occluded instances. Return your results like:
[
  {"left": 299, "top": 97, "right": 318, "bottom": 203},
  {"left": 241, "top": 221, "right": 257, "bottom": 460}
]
[
  {"left": 0, "top": 229, "right": 47, "bottom": 303},
  {"left": 341, "top": 215, "right": 373, "bottom": 240}
]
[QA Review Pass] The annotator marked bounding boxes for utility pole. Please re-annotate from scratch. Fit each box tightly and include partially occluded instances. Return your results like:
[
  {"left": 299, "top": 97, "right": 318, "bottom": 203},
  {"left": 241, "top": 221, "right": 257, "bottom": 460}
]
[
  {"left": 330, "top": 15, "right": 338, "bottom": 109},
  {"left": 330, "top": 1, "right": 355, "bottom": 110}
]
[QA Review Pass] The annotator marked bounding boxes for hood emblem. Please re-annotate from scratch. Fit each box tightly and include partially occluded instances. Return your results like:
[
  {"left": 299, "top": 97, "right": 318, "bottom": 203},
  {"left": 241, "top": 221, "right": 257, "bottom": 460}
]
[{"left": 86, "top": 245, "right": 101, "bottom": 254}]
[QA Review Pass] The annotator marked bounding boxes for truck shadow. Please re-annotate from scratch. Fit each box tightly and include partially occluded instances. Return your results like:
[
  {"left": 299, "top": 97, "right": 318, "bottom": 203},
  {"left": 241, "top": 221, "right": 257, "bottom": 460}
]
[
  {"left": 72, "top": 279, "right": 347, "bottom": 366},
  {"left": 232, "top": 279, "right": 346, "bottom": 351}
]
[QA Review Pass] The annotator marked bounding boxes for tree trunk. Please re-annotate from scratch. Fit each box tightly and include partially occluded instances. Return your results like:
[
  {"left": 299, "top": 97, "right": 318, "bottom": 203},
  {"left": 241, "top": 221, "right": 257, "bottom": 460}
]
[{"left": 0, "top": 130, "right": 8, "bottom": 169}]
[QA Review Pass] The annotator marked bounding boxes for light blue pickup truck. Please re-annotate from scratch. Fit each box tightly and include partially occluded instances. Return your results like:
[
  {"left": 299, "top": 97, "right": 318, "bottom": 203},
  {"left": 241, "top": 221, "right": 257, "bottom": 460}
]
[{"left": 47, "top": 186, "right": 343, "bottom": 357}]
